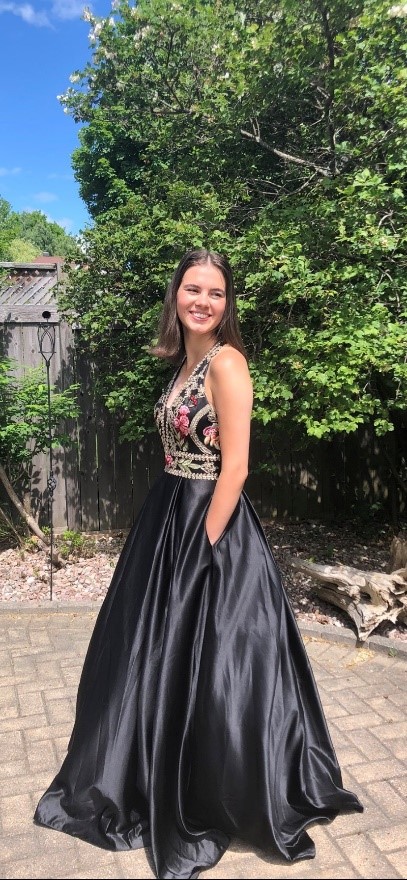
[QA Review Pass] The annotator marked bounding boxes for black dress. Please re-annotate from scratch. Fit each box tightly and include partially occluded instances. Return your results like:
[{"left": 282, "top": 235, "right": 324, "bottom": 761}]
[{"left": 34, "top": 342, "right": 363, "bottom": 879}]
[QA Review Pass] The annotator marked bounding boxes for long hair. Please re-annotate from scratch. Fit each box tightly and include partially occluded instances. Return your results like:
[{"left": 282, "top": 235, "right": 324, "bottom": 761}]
[{"left": 151, "top": 248, "right": 246, "bottom": 362}]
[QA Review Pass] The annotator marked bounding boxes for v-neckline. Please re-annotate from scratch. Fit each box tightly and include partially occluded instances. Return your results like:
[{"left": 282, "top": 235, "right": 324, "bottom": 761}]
[{"left": 165, "top": 342, "right": 221, "bottom": 410}]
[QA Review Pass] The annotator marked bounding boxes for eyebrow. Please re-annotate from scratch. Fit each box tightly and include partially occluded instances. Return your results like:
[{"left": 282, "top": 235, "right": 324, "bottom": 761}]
[{"left": 184, "top": 283, "right": 226, "bottom": 294}]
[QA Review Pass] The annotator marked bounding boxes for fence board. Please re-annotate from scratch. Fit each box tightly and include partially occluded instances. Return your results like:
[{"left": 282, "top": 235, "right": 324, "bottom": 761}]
[
  {"left": 131, "top": 434, "right": 162, "bottom": 519},
  {"left": 113, "top": 429, "right": 133, "bottom": 530},
  {"left": 76, "top": 354, "right": 99, "bottom": 530},
  {"left": 60, "top": 323, "right": 80, "bottom": 531},
  {"left": 95, "top": 395, "right": 116, "bottom": 532}
]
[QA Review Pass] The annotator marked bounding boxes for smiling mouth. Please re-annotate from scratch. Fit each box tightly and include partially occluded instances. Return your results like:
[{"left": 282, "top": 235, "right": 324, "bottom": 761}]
[{"left": 190, "top": 311, "right": 211, "bottom": 319}]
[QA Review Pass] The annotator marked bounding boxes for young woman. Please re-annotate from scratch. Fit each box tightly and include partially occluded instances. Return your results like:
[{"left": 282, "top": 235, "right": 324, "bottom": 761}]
[{"left": 34, "top": 248, "right": 362, "bottom": 879}]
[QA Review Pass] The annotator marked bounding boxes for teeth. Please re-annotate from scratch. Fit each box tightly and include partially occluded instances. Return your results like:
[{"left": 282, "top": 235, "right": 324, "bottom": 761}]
[{"left": 191, "top": 312, "right": 209, "bottom": 318}]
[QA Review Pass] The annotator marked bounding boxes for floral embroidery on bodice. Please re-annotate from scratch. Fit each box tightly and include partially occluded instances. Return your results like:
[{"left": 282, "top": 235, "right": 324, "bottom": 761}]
[{"left": 154, "top": 343, "right": 222, "bottom": 480}]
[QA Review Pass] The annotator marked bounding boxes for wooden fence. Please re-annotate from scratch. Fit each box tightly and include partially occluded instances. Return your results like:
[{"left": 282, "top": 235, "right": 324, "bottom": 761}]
[{"left": 0, "top": 319, "right": 404, "bottom": 531}]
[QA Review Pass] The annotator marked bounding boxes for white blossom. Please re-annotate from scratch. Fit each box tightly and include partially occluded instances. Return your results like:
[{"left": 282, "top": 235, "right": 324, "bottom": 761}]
[
  {"left": 89, "top": 22, "right": 103, "bottom": 44},
  {"left": 388, "top": 3, "right": 407, "bottom": 16},
  {"left": 69, "top": 73, "right": 80, "bottom": 83},
  {"left": 82, "top": 6, "right": 93, "bottom": 22}
]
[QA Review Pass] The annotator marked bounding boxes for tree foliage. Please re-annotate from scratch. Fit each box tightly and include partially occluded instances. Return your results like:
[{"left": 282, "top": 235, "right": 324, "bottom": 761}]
[
  {"left": 0, "top": 197, "right": 18, "bottom": 261},
  {"left": 59, "top": 0, "right": 407, "bottom": 458},
  {"left": 0, "top": 198, "right": 77, "bottom": 261},
  {"left": 7, "top": 238, "right": 40, "bottom": 262},
  {"left": 16, "top": 210, "right": 77, "bottom": 259},
  {"left": 0, "top": 357, "right": 80, "bottom": 505}
]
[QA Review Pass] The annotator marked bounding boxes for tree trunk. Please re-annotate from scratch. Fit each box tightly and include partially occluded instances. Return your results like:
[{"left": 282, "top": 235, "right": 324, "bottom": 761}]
[{"left": 0, "top": 464, "right": 63, "bottom": 567}]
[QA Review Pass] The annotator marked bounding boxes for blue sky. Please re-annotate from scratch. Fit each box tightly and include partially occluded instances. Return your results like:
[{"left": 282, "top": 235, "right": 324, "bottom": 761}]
[{"left": 0, "top": 0, "right": 111, "bottom": 236}]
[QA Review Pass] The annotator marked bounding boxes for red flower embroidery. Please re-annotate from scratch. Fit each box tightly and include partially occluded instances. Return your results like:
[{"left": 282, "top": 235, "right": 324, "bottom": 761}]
[
  {"left": 173, "top": 404, "right": 190, "bottom": 437},
  {"left": 165, "top": 454, "right": 174, "bottom": 466},
  {"left": 189, "top": 394, "right": 198, "bottom": 405},
  {"left": 203, "top": 423, "right": 220, "bottom": 449}
]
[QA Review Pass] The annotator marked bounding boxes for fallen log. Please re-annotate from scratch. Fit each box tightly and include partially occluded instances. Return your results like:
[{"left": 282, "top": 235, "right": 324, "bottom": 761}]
[{"left": 289, "top": 557, "right": 407, "bottom": 642}]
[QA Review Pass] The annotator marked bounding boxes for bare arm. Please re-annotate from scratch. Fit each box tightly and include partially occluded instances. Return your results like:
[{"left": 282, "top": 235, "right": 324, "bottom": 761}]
[{"left": 205, "top": 348, "right": 253, "bottom": 545}]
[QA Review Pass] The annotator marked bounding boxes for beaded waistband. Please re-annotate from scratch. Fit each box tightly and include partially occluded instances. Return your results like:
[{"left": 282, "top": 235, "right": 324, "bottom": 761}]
[{"left": 164, "top": 450, "right": 220, "bottom": 481}]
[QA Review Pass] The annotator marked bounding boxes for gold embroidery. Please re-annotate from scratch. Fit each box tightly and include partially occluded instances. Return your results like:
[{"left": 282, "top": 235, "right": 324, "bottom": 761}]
[{"left": 154, "top": 343, "right": 222, "bottom": 480}]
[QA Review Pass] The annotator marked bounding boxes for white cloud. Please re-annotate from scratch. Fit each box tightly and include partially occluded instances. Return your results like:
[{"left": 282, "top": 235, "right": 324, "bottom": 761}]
[
  {"left": 43, "top": 213, "right": 74, "bottom": 232},
  {"left": 0, "top": 3, "right": 51, "bottom": 26},
  {"left": 0, "top": 0, "right": 87, "bottom": 26},
  {"left": 34, "top": 191, "right": 58, "bottom": 203},
  {"left": 47, "top": 172, "right": 75, "bottom": 181},
  {"left": 0, "top": 166, "right": 22, "bottom": 176},
  {"left": 51, "top": 0, "right": 86, "bottom": 20},
  {"left": 55, "top": 216, "right": 74, "bottom": 232}
]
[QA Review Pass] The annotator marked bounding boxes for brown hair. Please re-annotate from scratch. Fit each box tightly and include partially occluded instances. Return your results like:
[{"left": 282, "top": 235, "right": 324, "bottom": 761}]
[{"left": 151, "top": 248, "right": 246, "bottom": 362}]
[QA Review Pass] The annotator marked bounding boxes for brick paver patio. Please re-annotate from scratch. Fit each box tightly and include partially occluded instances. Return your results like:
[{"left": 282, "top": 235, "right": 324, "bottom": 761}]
[{"left": 0, "top": 609, "right": 406, "bottom": 879}]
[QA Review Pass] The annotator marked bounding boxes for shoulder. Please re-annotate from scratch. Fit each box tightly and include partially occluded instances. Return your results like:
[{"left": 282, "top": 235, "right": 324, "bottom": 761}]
[
  {"left": 210, "top": 345, "right": 251, "bottom": 379},
  {"left": 209, "top": 345, "right": 252, "bottom": 395}
]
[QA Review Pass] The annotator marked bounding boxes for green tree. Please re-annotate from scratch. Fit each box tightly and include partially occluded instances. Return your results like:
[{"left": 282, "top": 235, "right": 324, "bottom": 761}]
[
  {"left": 16, "top": 210, "right": 77, "bottom": 258},
  {"left": 0, "top": 197, "right": 18, "bottom": 261},
  {"left": 59, "top": 0, "right": 407, "bottom": 498},
  {"left": 7, "top": 238, "right": 40, "bottom": 262},
  {"left": 0, "top": 199, "right": 78, "bottom": 261},
  {"left": 0, "top": 357, "right": 80, "bottom": 546}
]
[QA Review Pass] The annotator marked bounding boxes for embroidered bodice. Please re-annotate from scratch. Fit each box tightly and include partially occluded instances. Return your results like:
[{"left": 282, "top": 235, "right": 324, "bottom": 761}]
[{"left": 154, "top": 343, "right": 222, "bottom": 480}]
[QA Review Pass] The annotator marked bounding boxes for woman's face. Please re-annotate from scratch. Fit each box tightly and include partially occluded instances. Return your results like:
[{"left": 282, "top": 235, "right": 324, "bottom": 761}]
[{"left": 176, "top": 262, "right": 227, "bottom": 341}]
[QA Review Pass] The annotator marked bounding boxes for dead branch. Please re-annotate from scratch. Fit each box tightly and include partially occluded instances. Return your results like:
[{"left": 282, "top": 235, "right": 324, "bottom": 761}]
[{"left": 289, "top": 556, "right": 407, "bottom": 642}]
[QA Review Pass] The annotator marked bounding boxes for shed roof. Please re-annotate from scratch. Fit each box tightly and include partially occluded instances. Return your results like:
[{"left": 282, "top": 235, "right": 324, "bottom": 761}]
[{"left": 0, "top": 261, "right": 63, "bottom": 323}]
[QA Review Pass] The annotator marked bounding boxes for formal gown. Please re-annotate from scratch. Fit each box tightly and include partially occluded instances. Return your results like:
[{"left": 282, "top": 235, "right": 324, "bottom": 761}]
[{"left": 34, "top": 342, "right": 363, "bottom": 879}]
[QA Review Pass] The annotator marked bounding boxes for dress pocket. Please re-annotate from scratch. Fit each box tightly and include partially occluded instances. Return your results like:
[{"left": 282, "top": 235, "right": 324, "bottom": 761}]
[{"left": 209, "top": 499, "right": 241, "bottom": 551}]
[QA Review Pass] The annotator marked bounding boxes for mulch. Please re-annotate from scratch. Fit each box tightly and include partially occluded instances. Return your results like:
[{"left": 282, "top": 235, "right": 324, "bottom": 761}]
[{"left": 0, "top": 518, "right": 406, "bottom": 642}]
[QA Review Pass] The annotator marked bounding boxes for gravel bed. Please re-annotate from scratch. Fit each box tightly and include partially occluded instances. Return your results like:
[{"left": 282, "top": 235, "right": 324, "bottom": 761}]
[{"left": 0, "top": 519, "right": 406, "bottom": 642}]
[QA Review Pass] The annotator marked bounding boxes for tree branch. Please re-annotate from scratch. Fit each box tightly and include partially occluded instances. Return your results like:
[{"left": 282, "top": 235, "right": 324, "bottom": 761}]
[
  {"left": 240, "top": 129, "right": 331, "bottom": 177},
  {"left": 314, "top": 1, "right": 337, "bottom": 175},
  {"left": 0, "top": 464, "right": 63, "bottom": 566},
  {"left": 0, "top": 504, "right": 23, "bottom": 548},
  {"left": 315, "top": 1, "right": 336, "bottom": 70}
]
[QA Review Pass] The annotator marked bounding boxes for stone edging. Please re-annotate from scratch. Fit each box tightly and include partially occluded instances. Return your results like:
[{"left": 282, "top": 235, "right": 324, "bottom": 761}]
[
  {"left": 1, "top": 600, "right": 406, "bottom": 659},
  {"left": 298, "top": 619, "right": 407, "bottom": 658}
]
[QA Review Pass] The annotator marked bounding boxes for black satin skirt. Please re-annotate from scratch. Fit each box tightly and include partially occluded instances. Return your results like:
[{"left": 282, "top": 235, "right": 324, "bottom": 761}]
[{"left": 34, "top": 473, "right": 362, "bottom": 879}]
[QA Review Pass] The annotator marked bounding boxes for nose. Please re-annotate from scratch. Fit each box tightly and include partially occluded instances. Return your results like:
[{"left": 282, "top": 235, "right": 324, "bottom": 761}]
[{"left": 194, "top": 291, "right": 210, "bottom": 309}]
